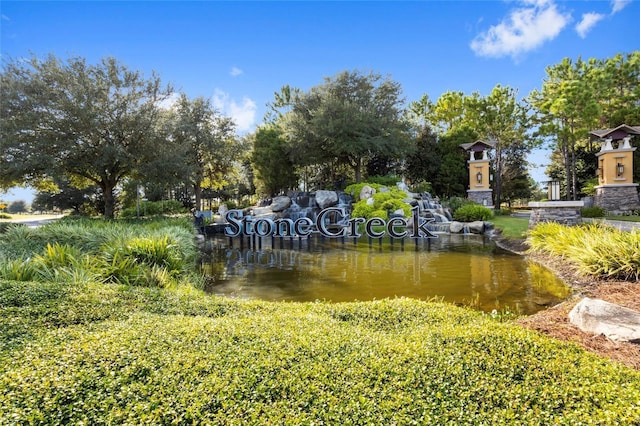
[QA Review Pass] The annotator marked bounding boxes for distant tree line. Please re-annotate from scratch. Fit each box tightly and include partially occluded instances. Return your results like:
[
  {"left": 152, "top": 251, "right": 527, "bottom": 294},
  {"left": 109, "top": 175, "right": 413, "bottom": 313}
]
[{"left": 2, "top": 52, "right": 638, "bottom": 217}]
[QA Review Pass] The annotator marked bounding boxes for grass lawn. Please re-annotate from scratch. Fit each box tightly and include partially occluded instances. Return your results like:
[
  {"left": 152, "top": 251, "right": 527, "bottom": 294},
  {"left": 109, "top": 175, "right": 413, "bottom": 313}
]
[
  {"left": 490, "top": 215, "right": 530, "bottom": 239},
  {"left": 604, "top": 215, "right": 640, "bottom": 222}
]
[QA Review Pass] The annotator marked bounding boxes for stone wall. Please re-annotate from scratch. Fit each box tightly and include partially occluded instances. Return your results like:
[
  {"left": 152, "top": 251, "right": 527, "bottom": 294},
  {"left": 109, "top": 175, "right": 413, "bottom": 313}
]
[
  {"left": 467, "top": 190, "right": 493, "bottom": 207},
  {"left": 528, "top": 201, "right": 584, "bottom": 228},
  {"left": 594, "top": 185, "right": 640, "bottom": 213}
]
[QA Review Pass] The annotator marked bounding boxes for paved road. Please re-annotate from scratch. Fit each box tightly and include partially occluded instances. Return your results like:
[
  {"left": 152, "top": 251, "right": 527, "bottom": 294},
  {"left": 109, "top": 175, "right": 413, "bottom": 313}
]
[{"left": 0, "top": 214, "right": 65, "bottom": 228}]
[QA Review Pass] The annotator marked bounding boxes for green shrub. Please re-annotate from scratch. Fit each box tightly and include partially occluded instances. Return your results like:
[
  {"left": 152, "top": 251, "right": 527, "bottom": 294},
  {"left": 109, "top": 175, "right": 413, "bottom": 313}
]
[
  {"left": 580, "top": 206, "right": 606, "bottom": 218},
  {"left": 1, "top": 294, "right": 639, "bottom": 424},
  {"left": 443, "top": 196, "right": 476, "bottom": 214},
  {"left": 349, "top": 187, "right": 412, "bottom": 220},
  {"left": 453, "top": 204, "right": 494, "bottom": 222},
  {"left": 0, "top": 213, "right": 11, "bottom": 219}
]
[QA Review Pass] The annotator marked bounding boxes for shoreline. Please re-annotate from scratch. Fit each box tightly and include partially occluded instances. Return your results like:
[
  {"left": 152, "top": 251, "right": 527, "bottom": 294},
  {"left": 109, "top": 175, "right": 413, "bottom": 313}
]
[{"left": 492, "top": 235, "right": 640, "bottom": 369}]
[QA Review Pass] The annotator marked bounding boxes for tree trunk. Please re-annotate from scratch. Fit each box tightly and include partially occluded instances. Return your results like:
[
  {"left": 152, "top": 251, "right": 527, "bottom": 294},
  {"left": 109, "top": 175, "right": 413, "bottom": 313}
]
[
  {"left": 354, "top": 158, "right": 362, "bottom": 183},
  {"left": 193, "top": 183, "right": 202, "bottom": 211},
  {"left": 102, "top": 181, "right": 116, "bottom": 219},
  {"left": 563, "top": 143, "right": 571, "bottom": 201},
  {"left": 493, "top": 146, "right": 503, "bottom": 208}
]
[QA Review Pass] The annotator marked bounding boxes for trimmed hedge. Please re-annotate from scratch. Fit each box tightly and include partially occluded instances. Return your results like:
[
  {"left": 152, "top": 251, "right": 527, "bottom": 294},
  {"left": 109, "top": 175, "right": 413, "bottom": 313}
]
[{"left": 1, "top": 282, "right": 639, "bottom": 424}]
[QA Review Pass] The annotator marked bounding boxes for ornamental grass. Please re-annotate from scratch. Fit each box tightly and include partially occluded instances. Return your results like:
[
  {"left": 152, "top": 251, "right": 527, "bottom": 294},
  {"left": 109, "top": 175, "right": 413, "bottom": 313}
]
[{"left": 528, "top": 222, "right": 640, "bottom": 281}]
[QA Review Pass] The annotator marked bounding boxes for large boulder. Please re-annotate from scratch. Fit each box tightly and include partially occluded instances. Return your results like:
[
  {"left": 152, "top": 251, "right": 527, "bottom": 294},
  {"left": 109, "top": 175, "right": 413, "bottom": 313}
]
[
  {"left": 449, "top": 221, "right": 464, "bottom": 233},
  {"left": 468, "top": 221, "right": 485, "bottom": 234},
  {"left": 315, "top": 190, "right": 338, "bottom": 209},
  {"left": 270, "top": 196, "right": 292, "bottom": 212},
  {"left": 568, "top": 297, "right": 640, "bottom": 343},
  {"left": 360, "top": 185, "right": 376, "bottom": 200}
]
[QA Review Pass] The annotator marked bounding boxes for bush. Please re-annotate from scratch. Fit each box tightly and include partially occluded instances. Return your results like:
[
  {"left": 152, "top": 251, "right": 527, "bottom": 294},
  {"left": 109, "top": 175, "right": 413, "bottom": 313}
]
[
  {"left": 0, "top": 213, "right": 11, "bottom": 219},
  {"left": 453, "top": 204, "right": 493, "bottom": 222},
  {"left": 1, "top": 293, "right": 639, "bottom": 424},
  {"left": 580, "top": 206, "right": 606, "bottom": 218},
  {"left": 349, "top": 186, "right": 412, "bottom": 220},
  {"left": 443, "top": 196, "right": 476, "bottom": 214}
]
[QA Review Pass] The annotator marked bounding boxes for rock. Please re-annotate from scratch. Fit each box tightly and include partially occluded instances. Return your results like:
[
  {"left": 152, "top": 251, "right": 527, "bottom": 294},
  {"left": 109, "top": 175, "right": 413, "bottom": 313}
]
[
  {"left": 360, "top": 185, "right": 376, "bottom": 200},
  {"left": 468, "top": 221, "right": 485, "bottom": 234},
  {"left": 251, "top": 206, "right": 273, "bottom": 217},
  {"left": 218, "top": 204, "right": 229, "bottom": 218},
  {"left": 449, "top": 221, "right": 464, "bottom": 233},
  {"left": 315, "top": 190, "right": 338, "bottom": 209},
  {"left": 270, "top": 196, "right": 291, "bottom": 212},
  {"left": 366, "top": 197, "right": 375, "bottom": 206},
  {"left": 568, "top": 297, "right": 640, "bottom": 343},
  {"left": 391, "top": 208, "right": 406, "bottom": 218}
]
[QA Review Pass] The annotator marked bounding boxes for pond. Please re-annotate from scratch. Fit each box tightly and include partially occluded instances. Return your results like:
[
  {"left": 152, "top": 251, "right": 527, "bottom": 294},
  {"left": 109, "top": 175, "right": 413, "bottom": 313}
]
[{"left": 199, "top": 234, "right": 570, "bottom": 315}]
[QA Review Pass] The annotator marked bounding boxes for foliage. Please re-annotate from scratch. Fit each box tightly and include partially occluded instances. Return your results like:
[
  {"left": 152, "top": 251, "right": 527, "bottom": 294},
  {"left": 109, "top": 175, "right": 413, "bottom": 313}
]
[
  {"left": 529, "top": 222, "right": 640, "bottom": 280},
  {"left": 31, "top": 176, "right": 99, "bottom": 214},
  {"left": 528, "top": 52, "right": 640, "bottom": 201},
  {"left": 0, "top": 213, "right": 11, "bottom": 220},
  {"left": 250, "top": 126, "right": 298, "bottom": 196},
  {"left": 349, "top": 184, "right": 412, "bottom": 220},
  {"left": 365, "top": 175, "right": 403, "bottom": 187},
  {"left": 6, "top": 200, "right": 27, "bottom": 214},
  {"left": 119, "top": 200, "right": 186, "bottom": 218},
  {"left": 443, "top": 196, "right": 476, "bottom": 214},
  {"left": 581, "top": 178, "right": 599, "bottom": 197},
  {"left": 273, "top": 70, "right": 411, "bottom": 183},
  {"left": 164, "top": 94, "right": 239, "bottom": 210},
  {"left": 1, "top": 283, "right": 640, "bottom": 423},
  {"left": 0, "top": 54, "right": 173, "bottom": 218},
  {"left": 0, "top": 218, "right": 198, "bottom": 287},
  {"left": 453, "top": 204, "right": 494, "bottom": 222},
  {"left": 580, "top": 206, "right": 606, "bottom": 218}
]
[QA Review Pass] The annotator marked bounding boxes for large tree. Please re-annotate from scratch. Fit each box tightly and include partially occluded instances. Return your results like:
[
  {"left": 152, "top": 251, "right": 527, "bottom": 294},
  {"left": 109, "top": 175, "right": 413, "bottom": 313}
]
[
  {"left": 250, "top": 126, "right": 298, "bottom": 196},
  {"left": 1, "top": 55, "right": 171, "bottom": 218},
  {"left": 469, "top": 85, "right": 534, "bottom": 207},
  {"left": 408, "top": 86, "right": 533, "bottom": 205},
  {"left": 528, "top": 57, "right": 600, "bottom": 200},
  {"left": 167, "top": 94, "right": 238, "bottom": 210},
  {"left": 275, "top": 70, "right": 411, "bottom": 184}
]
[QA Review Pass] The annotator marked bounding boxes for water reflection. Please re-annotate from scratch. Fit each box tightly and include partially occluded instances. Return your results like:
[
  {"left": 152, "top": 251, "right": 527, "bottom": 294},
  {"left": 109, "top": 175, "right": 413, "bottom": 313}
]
[{"left": 200, "top": 234, "right": 570, "bottom": 315}]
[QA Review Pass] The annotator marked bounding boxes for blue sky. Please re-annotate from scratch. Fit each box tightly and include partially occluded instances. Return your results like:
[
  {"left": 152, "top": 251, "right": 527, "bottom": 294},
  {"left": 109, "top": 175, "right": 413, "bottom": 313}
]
[{"left": 1, "top": 0, "right": 638, "bottom": 202}]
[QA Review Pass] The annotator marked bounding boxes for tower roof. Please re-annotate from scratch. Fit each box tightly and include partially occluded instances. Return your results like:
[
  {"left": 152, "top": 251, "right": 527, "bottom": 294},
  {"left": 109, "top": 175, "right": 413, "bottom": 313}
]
[
  {"left": 590, "top": 124, "right": 640, "bottom": 140},
  {"left": 459, "top": 140, "right": 496, "bottom": 152}
]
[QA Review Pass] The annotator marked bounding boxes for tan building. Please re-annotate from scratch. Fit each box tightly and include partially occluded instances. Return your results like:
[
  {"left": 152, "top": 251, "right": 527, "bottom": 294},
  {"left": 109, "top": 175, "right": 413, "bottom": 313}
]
[
  {"left": 590, "top": 124, "right": 640, "bottom": 213},
  {"left": 460, "top": 140, "right": 496, "bottom": 207}
]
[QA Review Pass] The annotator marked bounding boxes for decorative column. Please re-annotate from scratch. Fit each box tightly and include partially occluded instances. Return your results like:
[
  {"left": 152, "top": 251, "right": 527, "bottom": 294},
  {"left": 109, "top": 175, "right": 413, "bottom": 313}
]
[
  {"left": 460, "top": 140, "right": 495, "bottom": 207},
  {"left": 590, "top": 125, "right": 640, "bottom": 213}
]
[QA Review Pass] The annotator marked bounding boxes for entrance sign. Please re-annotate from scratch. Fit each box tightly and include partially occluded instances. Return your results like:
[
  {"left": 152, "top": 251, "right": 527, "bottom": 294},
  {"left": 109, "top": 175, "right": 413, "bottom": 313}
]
[{"left": 225, "top": 206, "right": 437, "bottom": 239}]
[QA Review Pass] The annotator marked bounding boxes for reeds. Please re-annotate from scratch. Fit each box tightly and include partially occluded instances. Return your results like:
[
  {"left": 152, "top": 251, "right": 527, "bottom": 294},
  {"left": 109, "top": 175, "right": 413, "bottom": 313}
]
[{"left": 529, "top": 222, "right": 640, "bottom": 281}]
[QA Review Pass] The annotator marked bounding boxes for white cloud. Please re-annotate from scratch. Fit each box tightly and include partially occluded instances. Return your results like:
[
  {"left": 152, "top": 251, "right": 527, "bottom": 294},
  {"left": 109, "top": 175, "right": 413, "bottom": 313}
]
[
  {"left": 156, "top": 92, "right": 181, "bottom": 110},
  {"left": 470, "top": 0, "right": 571, "bottom": 59},
  {"left": 611, "top": 0, "right": 631, "bottom": 14},
  {"left": 1, "top": 14, "right": 10, "bottom": 21},
  {"left": 575, "top": 12, "right": 606, "bottom": 38},
  {"left": 212, "top": 89, "right": 256, "bottom": 133},
  {"left": 230, "top": 66, "right": 243, "bottom": 77}
]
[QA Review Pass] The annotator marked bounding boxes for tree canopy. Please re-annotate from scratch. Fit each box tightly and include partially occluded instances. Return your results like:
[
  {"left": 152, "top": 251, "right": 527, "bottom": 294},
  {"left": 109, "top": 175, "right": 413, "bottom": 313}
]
[
  {"left": 1, "top": 55, "right": 172, "bottom": 218},
  {"left": 273, "top": 70, "right": 411, "bottom": 185}
]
